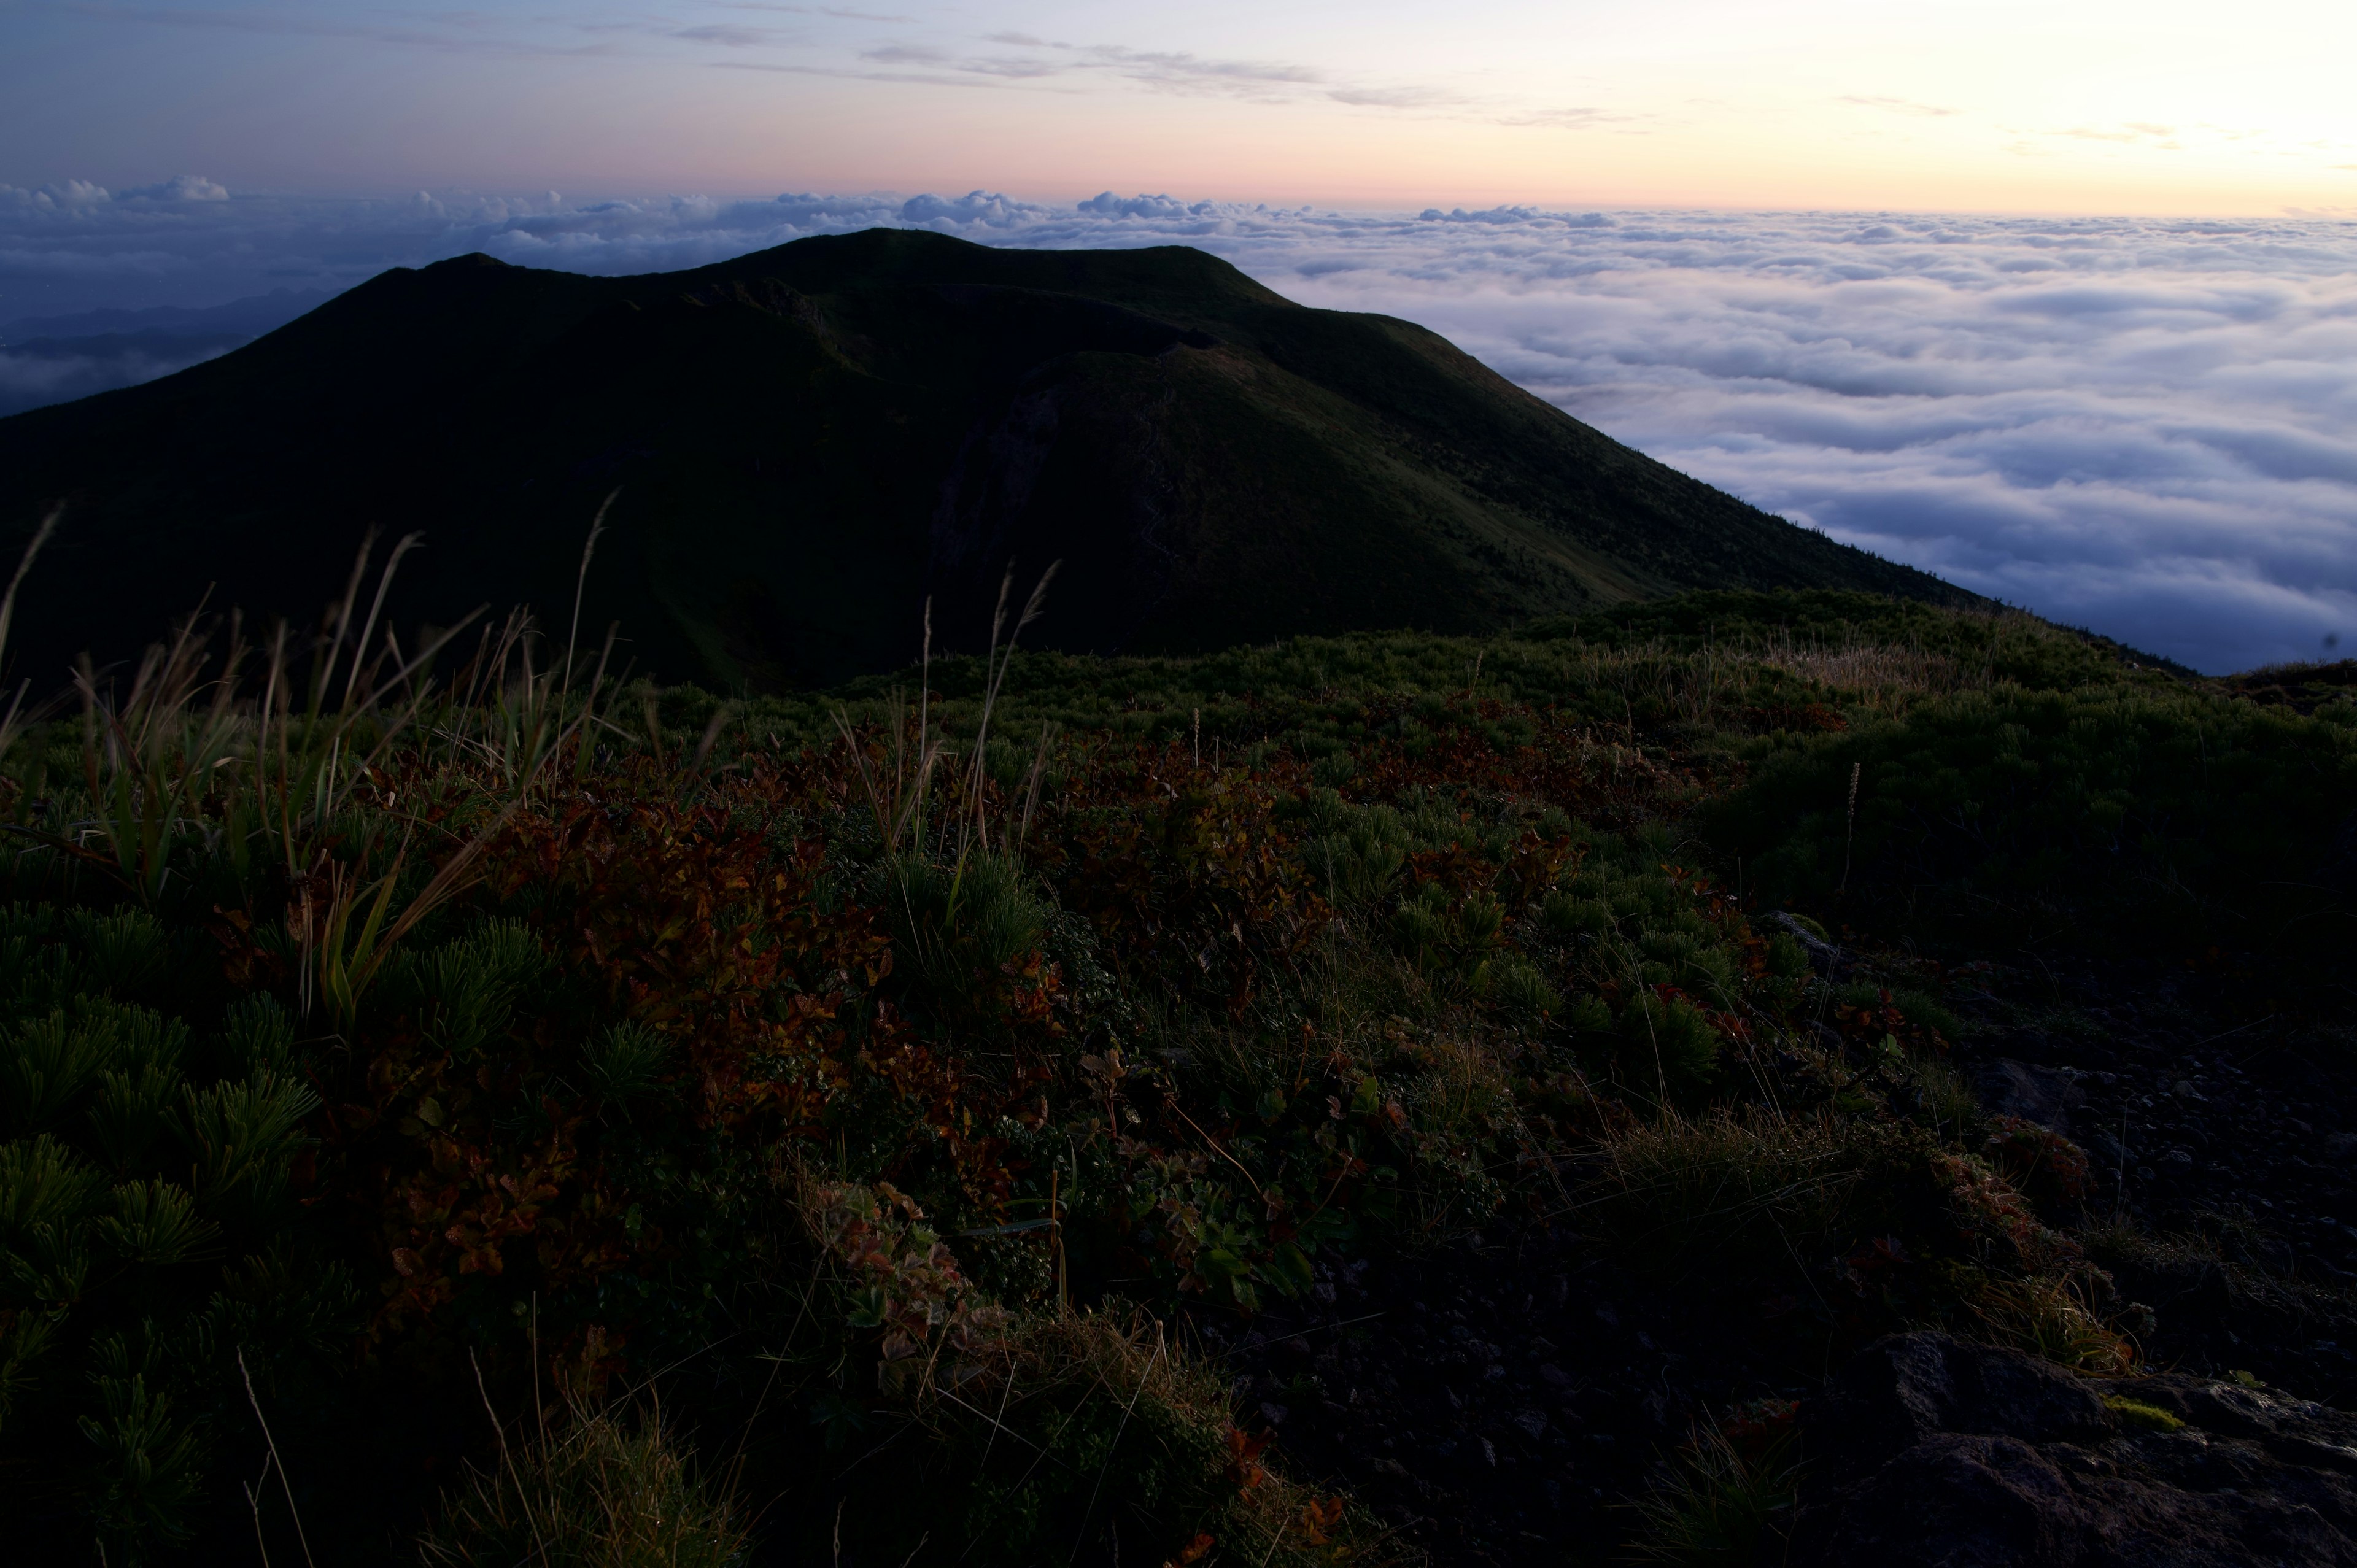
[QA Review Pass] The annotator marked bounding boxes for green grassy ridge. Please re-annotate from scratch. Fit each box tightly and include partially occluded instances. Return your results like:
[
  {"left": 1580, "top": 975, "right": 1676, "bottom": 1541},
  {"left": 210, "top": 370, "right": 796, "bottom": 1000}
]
[
  {"left": 681, "top": 588, "right": 2353, "bottom": 975},
  {"left": 657, "top": 589, "right": 2153, "bottom": 775},
  {"left": 687, "top": 590, "right": 2127, "bottom": 741},
  {"left": 1520, "top": 587, "right": 2200, "bottom": 679}
]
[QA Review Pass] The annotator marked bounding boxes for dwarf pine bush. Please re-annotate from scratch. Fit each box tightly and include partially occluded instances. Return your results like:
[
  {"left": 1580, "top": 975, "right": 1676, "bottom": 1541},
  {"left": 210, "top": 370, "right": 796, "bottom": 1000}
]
[{"left": 0, "top": 903, "right": 353, "bottom": 1559}]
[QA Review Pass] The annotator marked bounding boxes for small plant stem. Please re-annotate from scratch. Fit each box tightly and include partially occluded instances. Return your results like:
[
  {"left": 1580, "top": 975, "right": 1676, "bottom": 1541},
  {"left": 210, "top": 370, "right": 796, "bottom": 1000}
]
[
  {"left": 977, "top": 1350, "right": 1018, "bottom": 1469},
  {"left": 1162, "top": 1097, "right": 1269, "bottom": 1205},
  {"left": 473, "top": 1348, "right": 551, "bottom": 1565},
  {"left": 238, "top": 1349, "right": 317, "bottom": 1568},
  {"left": 938, "top": 1386, "right": 1071, "bottom": 1472},
  {"left": 242, "top": 1478, "right": 274, "bottom": 1568},
  {"left": 2115, "top": 1107, "right": 2131, "bottom": 1219},
  {"left": 1070, "top": 1329, "right": 1164, "bottom": 1564},
  {"left": 1837, "top": 760, "right": 1860, "bottom": 895}
]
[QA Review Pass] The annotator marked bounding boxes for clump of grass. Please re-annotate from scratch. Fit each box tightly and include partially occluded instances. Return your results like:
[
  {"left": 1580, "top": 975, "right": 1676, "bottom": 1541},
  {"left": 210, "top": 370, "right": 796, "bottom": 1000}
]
[
  {"left": 1967, "top": 1276, "right": 2138, "bottom": 1375},
  {"left": 1005, "top": 1312, "right": 1383, "bottom": 1568},
  {"left": 802, "top": 1298, "right": 1379, "bottom": 1568},
  {"left": 420, "top": 1387, "right": 746, "bottom": 1568},
  {"left": 1628, "top": 1408, "right": 1800, "bottom": 1566},
  {"left": 1903, "top": 1053, "right": 1983, "bottom": 1145},
  {"left": 880, "top": 846, "right": 1051, "bottom": 1004},
  {"left": 1582, "top": 1109, "right": 1860, "bottom": 1283},
  {"left": 1755, "top": 639, "right": 1973, "bottom": 703}
]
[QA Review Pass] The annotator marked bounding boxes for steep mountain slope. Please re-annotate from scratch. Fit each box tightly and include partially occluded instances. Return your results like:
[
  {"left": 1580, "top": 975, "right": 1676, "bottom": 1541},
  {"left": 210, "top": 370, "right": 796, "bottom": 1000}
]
[{"left": 0, "top": 228, "right": 1968, "bottom": 688}]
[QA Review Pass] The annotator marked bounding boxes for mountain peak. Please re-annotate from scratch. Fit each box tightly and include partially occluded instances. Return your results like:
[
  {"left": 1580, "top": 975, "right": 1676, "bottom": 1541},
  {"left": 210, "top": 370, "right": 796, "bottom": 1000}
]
[{"left": 0, "top": 230, "right": 1966, "bottom": 690}]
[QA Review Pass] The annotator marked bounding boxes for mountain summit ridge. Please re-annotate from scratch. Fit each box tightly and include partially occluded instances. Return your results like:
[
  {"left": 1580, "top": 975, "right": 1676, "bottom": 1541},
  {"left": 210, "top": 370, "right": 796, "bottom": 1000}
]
[{"left": 0, "top": 228, "right": 1969, "bottom": 689}]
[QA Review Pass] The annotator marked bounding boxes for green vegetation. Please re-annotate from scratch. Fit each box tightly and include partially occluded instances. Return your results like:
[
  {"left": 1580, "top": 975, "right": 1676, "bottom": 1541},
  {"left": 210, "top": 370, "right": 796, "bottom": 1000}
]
[
  {"left": 1716, "top": 681, "right": 2357, "bottom": 966},
  {"left": 0, "top": 560, "right": 2347, "bottom": 1563},
  {"left": 2100, "top": 1395, "right": 2186, "bottom": 1434}
]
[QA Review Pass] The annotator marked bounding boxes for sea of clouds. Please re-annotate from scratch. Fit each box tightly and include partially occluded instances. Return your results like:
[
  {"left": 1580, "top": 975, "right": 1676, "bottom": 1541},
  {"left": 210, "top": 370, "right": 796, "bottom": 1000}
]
[{"left": 4, "top": 178, "right": 2353, "bottom": 673}]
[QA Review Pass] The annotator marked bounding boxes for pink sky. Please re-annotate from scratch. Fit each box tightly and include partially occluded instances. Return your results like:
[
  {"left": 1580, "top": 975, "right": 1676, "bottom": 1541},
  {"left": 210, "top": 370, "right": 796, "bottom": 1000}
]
[{"left": 5, "top": 1, "right": 2355, "bottom": 216}]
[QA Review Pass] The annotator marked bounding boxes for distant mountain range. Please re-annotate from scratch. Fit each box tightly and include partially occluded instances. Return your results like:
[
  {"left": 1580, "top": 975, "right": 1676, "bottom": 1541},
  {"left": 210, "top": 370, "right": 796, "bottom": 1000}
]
[
  {"left": 0, "top": 232, "right": 1969, "bottom": 690},
  {"left": 0, "top": 288, "right": 333, "bottom": 419}
]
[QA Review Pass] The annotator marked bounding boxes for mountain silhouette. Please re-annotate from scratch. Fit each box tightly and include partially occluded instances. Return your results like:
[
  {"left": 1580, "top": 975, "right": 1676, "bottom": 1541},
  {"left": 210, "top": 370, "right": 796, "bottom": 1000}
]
[{"left": 0, "top": 229, "right": 1969, "bottom": 689}]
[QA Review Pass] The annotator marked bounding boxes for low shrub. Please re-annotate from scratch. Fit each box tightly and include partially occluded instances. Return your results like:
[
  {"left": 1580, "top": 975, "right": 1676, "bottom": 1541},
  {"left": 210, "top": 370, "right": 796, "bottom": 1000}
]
[{"left": 1713, "top": 684, "right": 2357, "bottom": 970}]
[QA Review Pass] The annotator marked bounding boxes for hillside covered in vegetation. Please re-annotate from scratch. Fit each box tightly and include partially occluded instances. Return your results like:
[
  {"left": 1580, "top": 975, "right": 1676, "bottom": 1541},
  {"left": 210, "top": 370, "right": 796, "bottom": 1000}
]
[
  {"left": 2, "top": 561, "right": 2352, "bottom": 1564},
  {"left": 0, "top": 230, "right": 1965, "bottom": 690}
]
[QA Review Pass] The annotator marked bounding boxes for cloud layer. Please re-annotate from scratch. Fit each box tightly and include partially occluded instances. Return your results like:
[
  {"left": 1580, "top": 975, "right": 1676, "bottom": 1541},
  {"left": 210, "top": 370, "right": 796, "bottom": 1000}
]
[{"left": 4, "top": 180, "right": 2353, "bottom": 673}]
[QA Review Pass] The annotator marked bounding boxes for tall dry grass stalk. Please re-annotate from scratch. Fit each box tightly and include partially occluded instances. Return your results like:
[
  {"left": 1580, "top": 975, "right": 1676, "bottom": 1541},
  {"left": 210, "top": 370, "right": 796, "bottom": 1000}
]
[
  {"left": 832, "top": 564, "right": 1063, "bottom": 981},
  {"left": 0, "top": 503, "right": 61, "bottom": 760},
  {"left": 961, "top": 560, "right": 1058, "bottom": 855},
  {"left": 834, "top": 686, "right": 946, "bottom": 859},
  {"left": 1755, "top": 635, "right": 1973, "bottom": 698}
]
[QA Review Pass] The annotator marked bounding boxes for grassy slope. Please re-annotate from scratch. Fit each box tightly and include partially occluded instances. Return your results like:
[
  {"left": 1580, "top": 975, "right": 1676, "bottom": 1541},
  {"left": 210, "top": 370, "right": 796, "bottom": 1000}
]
[
  {"left": 0, "top": 232, "right": 1966, "bottom": 691},
  {"left": 3, "top": 588, "right": 2353, "bottom": 1566}
]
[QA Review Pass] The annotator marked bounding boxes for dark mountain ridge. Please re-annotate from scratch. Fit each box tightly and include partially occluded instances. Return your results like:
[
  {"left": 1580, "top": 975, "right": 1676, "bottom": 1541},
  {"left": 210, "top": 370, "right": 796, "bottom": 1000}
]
[{"left": 0, "top": 228, "right": 1969, "bottom": 689}]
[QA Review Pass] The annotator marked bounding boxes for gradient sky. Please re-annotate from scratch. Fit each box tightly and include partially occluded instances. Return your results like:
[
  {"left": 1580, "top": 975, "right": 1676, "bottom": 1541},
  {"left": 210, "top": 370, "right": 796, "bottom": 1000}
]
[{"left": 5, "top": 0, "right": 2356, "bottom": 214}]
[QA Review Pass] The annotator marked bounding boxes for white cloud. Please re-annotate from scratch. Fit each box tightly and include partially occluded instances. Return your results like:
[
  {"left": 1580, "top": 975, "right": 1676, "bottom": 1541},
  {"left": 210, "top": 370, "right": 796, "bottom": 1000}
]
[
  {"left": 1835, "top": 96, "right": 1960, "bottom": 118},
  {"left": 0, "top": 341, "right": 234, "bottom": 416},
  {"left": 1, "top": 173, "right": 230, "bottom": 210},
  {"left": 119, "top": 174, "right": 230, "bottom": 202},
  {"left": 2, "top": 188, "right": 2352, "bottom": 673},
  {"left": 1, "top": 179, "right": 117, "bottom": 210}
]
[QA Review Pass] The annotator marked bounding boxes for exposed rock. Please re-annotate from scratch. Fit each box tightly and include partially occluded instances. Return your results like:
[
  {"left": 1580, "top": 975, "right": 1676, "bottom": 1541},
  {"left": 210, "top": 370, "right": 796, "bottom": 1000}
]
[
  {"left": 1976, "top": 1057, "right": 2086, "bottom": 1135},
  {"left": 1770, "top": 910, "right": 1844, "bottom": 975},
  {"left": 1795, "top": 1333, "right": 2357, "bottom": 1566},
  {"left": 1805, "top": 1332, "right": 2110, "bottom": 1472}
]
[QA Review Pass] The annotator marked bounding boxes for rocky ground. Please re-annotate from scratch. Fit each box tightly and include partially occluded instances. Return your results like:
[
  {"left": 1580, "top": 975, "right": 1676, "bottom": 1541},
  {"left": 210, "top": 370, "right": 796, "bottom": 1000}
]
[
  {"left": 1187, "top": 938, "right": 2357, "bottom": 1565},
  {"left": 1951, "top": 949, "right": 2357, "bottom": 1406},
  {"left": 1190, "top": 1222, "right": 1790, "bottom": 1565},
  {"left": 1795, "top": 1330, "right": 2357, "bottom": 1566}
]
